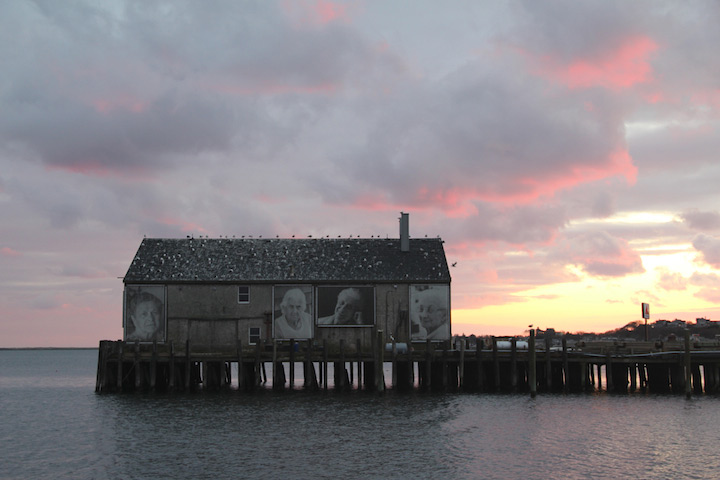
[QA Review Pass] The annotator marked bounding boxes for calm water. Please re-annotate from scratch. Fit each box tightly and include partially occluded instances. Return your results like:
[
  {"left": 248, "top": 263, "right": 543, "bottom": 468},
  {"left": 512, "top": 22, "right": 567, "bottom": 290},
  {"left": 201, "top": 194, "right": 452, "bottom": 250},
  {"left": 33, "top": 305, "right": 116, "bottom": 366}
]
[{"left": 2, "top": 349, "right": 720, "bottom": 479}]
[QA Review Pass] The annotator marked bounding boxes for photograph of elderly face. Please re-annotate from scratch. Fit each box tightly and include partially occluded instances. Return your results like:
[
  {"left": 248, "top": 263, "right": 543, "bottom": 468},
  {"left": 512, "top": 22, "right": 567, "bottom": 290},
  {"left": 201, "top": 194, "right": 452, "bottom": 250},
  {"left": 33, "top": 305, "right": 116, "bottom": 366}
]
[
  {"left": 317, "top": 286, "right": 375, "bottom": 326},
  {"left": 124, "top": 285, "right": 166, "bottom": 342},
  {"left": 273, "top": 285, "right": 313, "bottom": 339},
  {"left": 410, "top": 285, "right": 450, "bottom": 341}
]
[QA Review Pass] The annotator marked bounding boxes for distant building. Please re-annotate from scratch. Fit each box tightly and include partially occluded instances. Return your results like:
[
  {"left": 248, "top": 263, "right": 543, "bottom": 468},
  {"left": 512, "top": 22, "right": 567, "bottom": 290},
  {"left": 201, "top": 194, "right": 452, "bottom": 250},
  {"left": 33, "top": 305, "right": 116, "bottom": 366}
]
[
  {"left": 671, "top": 319, "right": 687, "bottom": 327},
  {"left": 696, "top": 318, "right": 714, "bottom": 327},
  {"left": 121, "top": 214, "right": 452, "bottom": 348}
]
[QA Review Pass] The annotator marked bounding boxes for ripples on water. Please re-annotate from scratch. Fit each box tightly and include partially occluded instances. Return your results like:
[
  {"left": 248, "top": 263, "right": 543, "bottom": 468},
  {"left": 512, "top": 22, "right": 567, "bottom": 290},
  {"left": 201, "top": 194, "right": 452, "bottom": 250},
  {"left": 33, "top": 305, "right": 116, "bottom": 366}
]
[{"left": 2, "top": 349, "right": 720, "bottom": 479}]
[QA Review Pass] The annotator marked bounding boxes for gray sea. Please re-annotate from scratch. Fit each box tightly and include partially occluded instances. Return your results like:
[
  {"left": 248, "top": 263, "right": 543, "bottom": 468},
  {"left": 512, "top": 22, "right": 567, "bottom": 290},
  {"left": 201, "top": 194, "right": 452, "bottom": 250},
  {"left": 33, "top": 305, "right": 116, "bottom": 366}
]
[{"left": 2, "top": 349, "right": 720, "bottom": 479}]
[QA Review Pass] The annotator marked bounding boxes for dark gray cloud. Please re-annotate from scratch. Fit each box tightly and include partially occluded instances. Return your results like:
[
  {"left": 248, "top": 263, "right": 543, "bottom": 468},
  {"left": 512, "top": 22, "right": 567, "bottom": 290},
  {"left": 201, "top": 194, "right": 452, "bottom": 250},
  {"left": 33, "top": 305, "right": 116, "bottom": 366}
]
[
  {"left": 509, "top": 0, "right": 646, "bottom": 60},
  {"left": 681, "top": 210, "right": 720, "bottom": 232},
  {"left": 693, "top": 234, "right": 720, "bottom": 268},
  {"left": 0, "top": 0, "right": 404, "bottom": 175},
  {"left": 330, "top": 62, "right": 632, "bottom": 209}
]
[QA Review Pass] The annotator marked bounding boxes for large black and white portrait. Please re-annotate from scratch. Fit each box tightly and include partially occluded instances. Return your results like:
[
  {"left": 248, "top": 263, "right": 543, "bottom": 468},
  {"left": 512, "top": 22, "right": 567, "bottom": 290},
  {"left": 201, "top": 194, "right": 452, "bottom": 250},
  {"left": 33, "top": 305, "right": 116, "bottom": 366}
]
[
  {"left": 273, "top": 285, "right": 314, "bottom": 339},
  {"left": 124, "top": 285, "right": 166, "bottom": 342},
  {"left": 410, "top": 284, "right": 450, "bottom": 341},
  {"left": 317, "top": 286, "right": 375, "bottom": 327}
]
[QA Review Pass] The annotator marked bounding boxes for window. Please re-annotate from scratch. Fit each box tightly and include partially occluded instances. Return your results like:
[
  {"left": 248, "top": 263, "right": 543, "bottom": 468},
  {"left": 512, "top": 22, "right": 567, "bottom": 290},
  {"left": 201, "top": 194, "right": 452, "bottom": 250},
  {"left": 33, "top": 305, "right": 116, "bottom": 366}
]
[
  {"left": 238, "top": 286, "right": 250, "bottom": 304},
  {"left": 248, "top": 327, "right": 261, "bottom": 345}
]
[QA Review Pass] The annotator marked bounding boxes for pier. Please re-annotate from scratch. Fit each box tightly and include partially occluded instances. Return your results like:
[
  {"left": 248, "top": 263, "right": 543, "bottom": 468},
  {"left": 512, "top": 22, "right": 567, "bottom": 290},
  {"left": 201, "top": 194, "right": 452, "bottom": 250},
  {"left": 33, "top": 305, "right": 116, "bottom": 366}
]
[{"left": 96, "top": 330, "right": 720, "bottom": 396}]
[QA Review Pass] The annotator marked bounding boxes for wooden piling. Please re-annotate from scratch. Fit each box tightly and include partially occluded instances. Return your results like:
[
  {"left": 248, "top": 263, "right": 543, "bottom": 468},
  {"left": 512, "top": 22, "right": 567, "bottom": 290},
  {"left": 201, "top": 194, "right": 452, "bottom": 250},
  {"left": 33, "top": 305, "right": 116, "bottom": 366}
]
[
  {"left": 476, "top": 340, "right": 484, "bottom": 391},
  {"left": 236, "top": 340, "right": 244, "bottom": 390},
  {"left": 168, "top": 341, "right": 175, "bottom": 391},
  {"left": 391, "top": 341, "right": 397, "bottom": 389},
  {"left": 605, "top": 353, "right": 613, "bottom": 392},
  {"left": 510, "top": 337, "right": 517, "bottom": 392},
  {"left": 492, "top": 337, "right": 499, "bottom": 391},
  {"left": 441, "top": 344, "right": 448, "bottom": 390},
  {"left": 425, "top": 339, "right": 432, "bottom": 391},
  {"left": 639, "top": 363, "right": 647, "bottom": 389},
  {"left": 459, "top": 337, "right": 466, "bottom": 390},
  {"left": 562, "top": 337, "right": 569, "bottom": 394},
  {"left": 96, "top": 342, "right": 109, "bottom": 393},
  {"left": 684, "top": 330, "right": 692, "bottom": 398},
  {"left": 289, "top": 339, "right": 295, "bottom": 390},
  {"left": 544, "top": 336, "right": 552, "bottom": 391},
  {"left": 303, "top": 339, "right": 312, "bottom": 389},
  {"left": 692, "top": 364, "right": 702, "bottom": 394},
  {"left": 339, "top": 339, "right": 346, "bottom": 390},
  {"left": 705, "top": 363, "right": 719, "bottom": 393},
  {"left": 323, "top": 339, "right": 329, "bottom": 391},
  {"left": 529, "top": 330, "right": 536, "bottom": 397},
  {"left": 272, "top": 340, "right": 282, "bottom": 390},
  {"left": 305, "top": 339, "right": 318, "bottom": 390},
  {"left": 376, "top": 330, "right": 385, "bottom": 391},
  {"left": 116, "top": 340, "right": 124, "bottom": 391},
  {"left": 134, "top": 341, "right": 141, "bottom": 390},
  {"left": 150, "top": 340, "right": 157, "bottom": 391},
  {"left": 185, "top": 340, "right": 192, "bottom": 390},
  {"left": 356, "top": 339, "right": 363, "bottom": 390}
]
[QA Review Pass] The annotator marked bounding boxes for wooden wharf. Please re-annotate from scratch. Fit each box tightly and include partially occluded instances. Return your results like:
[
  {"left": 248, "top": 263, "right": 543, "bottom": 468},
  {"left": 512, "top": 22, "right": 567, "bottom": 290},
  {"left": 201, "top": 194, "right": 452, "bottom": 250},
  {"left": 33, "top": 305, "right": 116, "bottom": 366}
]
[{"left": 95, "top": 330, "right": 720, "bottom": 396}]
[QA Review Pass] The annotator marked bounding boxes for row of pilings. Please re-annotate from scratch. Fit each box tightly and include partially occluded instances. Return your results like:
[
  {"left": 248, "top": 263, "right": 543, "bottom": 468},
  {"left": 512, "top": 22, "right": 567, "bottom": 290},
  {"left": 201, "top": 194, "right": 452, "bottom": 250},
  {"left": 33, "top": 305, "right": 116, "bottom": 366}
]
[{"left": 96, "top": 330, "right": 720, "bottom": 396}]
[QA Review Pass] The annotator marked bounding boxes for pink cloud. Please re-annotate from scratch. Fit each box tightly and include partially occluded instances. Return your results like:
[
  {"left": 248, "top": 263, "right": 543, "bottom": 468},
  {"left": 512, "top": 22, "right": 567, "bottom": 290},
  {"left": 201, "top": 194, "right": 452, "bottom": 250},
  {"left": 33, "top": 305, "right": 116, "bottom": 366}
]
[
  {"left": 690, "top": 90, "right": 720, "bottom": 109},
  {"left": 348, "top": 149, "right": 636, "bottom": 217},
  {"left": 1, "top": 247, "right": 21, "bottom": 257},
  {"left": 254, "top": 193, "right": 286, "bottom": 204},
  {"left": 412, "top": 150, "right": 636, "bottom": 211},
  {"left": 552, "top": 231, "right": 644, "bottom": 277},
  {"left": 349, "top": 190, "right": 479, "bottom": 218},
  {"left": 535, "top": 36, "right": 658, "bottom": 90},
  {"left": 92, "top": 96, "right": 147, "bottom": 114},
  {"left": 515, "top": 149, "right": 637, "bottom": 197},
  {"left": 206, "top": 81, "right": 338, "bottom": 96},
  {"left": 46, "top": 162, "right": 152, "bottom": 179},
  {"left": 281, "top": 0, "right": 351, "bottom": 27}
]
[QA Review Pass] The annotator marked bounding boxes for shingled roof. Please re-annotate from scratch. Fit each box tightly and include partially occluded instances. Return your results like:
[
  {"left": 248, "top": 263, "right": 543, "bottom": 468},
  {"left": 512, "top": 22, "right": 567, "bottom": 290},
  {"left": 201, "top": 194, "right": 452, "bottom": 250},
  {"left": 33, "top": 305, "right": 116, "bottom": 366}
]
[{"left": 123, "top": 237, "right": 451, "bottom": 284}]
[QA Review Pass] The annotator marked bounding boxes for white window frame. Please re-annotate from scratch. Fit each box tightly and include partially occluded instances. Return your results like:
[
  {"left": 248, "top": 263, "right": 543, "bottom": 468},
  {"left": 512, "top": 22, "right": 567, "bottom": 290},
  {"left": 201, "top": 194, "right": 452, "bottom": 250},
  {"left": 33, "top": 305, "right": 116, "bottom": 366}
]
[
  {"left": 248, "top": 327, "right": 261, "bottom": 345},
  {"left": 238, "top": 285, "right": 250, "bottom": 304}
]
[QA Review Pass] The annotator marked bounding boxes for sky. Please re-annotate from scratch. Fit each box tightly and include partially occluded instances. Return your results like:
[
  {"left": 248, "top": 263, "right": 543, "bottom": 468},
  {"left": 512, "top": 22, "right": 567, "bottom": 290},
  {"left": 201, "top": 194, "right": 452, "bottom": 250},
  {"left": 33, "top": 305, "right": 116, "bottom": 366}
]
[{"left": 1, "top": 0, "right": 719, "bottom": 347}]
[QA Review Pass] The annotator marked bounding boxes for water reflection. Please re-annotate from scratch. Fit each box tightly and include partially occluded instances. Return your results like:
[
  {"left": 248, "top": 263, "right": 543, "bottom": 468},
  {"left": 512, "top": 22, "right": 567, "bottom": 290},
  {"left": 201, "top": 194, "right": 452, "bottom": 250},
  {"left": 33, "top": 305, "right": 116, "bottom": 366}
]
[{"left": 4, "top": 350, "right": 720, "bottom": 479}]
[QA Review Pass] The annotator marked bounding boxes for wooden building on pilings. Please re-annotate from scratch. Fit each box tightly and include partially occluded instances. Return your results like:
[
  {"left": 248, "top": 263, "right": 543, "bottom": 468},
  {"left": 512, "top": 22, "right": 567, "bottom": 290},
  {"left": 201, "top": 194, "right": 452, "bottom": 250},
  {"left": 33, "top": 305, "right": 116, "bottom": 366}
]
[{"left": 97, "top": 213, "right": 455, "bottom": 392}]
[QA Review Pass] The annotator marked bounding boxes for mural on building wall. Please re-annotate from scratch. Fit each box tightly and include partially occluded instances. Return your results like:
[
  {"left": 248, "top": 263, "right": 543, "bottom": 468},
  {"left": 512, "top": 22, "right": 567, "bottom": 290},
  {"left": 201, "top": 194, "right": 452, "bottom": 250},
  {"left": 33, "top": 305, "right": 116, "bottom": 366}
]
[
  {"left": 273, "top": 285, "right": 314, "bottom": 339},
  {"left": 410, "top": 284, "right": 450, "bottom": 341},
  {"left": 124, "top": 285, "right": 166, "bottom": 342},
  {"left": 316, "top": 286, "right": 375, "bottom": 326}
]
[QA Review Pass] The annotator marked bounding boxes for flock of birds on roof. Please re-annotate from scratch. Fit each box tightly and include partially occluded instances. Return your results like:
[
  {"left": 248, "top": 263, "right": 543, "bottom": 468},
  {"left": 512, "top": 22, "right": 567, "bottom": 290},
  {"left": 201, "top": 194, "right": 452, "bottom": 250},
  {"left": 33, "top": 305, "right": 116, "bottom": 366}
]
[
  {"left": 180, "top": 234, "right": 444, "bottom": 240},
  {"left": 159, "top": 233, "right": 454, "bottom": 266}
]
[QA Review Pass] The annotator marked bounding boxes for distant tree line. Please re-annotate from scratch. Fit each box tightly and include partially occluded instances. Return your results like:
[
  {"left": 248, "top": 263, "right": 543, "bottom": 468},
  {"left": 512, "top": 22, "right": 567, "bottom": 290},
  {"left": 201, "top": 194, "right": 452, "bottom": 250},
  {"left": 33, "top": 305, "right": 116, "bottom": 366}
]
[{"left": 539, "top": 321, "right": 720, "bottom": 342}]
